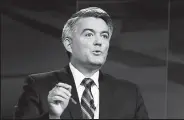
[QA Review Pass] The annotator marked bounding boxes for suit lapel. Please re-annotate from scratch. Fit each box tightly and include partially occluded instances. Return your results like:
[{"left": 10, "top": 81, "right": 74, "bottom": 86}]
[
  {"left": 55, "top": 65, "right": 113, "bottom": 119},
  {"left": 99, "top": 71, "right": 113, "bottom": 119},
  {"left": 56, "top": 65, "right": 83, "bottom": 119}
]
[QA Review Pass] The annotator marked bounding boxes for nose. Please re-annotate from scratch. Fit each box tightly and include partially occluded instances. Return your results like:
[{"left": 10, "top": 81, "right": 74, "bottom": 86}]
[{"left": 93, "top": 35, "right": 102, "bottom": 46}]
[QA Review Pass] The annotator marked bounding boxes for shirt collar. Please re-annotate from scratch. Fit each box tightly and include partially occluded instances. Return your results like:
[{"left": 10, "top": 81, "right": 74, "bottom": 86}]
[{"left": 69, "top": 62, "right": 99, "bottom": 88}]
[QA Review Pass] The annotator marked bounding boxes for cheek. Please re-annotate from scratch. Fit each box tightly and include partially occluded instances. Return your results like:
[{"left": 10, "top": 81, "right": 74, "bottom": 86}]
[
  {"left": 72, "top": 39, "right": 85, "bottom": 51},
  {"left": 80, "top": 40, "right": 92, "bottom": 51},
  {"left": 76, "top": 42, "right": 91, "bottom": 55},
  {"left": 103, "top": 42, "right": 110, "bottom": 51}
]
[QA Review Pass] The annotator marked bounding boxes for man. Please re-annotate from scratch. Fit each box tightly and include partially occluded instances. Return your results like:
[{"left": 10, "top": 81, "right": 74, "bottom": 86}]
[{"left": 15, "top": 7, "right": 149, "bottom": 119}]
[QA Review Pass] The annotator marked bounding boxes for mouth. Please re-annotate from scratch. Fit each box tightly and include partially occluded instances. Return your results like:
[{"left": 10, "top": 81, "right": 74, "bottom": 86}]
[{"left": 92, "top": 50, "right": 102, "bottom": 56}]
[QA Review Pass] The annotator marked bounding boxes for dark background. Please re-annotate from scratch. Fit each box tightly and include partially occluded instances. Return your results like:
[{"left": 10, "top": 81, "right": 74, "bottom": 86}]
[{"left": 1, "top": 0, "right": 184, "bottom": 119}]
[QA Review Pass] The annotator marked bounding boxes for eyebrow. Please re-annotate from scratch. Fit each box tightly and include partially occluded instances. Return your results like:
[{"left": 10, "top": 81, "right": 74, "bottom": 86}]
[{"left": 81, "top": 28, "right": 109, "bottom": 36}]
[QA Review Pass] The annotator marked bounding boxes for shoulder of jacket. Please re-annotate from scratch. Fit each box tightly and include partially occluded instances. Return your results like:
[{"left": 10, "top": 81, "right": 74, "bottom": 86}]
[
  {"left": 103, "top": 73, "right": 137, "bottom": 88},
  {"left": 25, "top": 69, "right": 62, "bottom": 84}
]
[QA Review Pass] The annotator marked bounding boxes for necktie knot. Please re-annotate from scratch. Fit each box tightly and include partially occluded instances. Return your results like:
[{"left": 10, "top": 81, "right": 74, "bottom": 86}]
[{"left": 81, "top": 78, "right": 95, "bottom": 88}]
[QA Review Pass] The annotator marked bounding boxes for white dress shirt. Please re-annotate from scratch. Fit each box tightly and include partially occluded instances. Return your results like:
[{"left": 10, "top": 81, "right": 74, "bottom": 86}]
[{"left": 69, "top": 63, "right": 99, "bottom": 119}]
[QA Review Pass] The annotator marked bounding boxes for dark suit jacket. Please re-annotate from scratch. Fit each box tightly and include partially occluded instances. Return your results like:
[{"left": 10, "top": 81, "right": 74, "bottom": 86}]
[{"left": 15, "top": 65, "right": 149, "bottom": 119}]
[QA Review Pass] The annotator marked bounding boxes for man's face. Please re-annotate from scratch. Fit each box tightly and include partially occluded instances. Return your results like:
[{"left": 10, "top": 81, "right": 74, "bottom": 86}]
[{"left": 70, "top": 17, "right": 111, "bottom": 68}]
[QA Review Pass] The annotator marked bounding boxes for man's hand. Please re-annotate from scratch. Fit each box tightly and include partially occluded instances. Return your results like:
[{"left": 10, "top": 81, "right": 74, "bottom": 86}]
[{"left": 48, "top": 82, "right": 72, "bottom": 119}]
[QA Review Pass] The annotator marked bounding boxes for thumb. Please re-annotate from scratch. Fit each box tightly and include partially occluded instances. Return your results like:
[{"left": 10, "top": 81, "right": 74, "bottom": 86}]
[{"left": 68, "top": 85, "right": 72, "bottom": 92}]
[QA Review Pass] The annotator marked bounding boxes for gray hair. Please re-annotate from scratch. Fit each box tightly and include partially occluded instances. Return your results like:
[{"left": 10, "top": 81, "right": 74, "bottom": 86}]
[{"left": 61, "top": 7, "right": 113, "bottom": 58}]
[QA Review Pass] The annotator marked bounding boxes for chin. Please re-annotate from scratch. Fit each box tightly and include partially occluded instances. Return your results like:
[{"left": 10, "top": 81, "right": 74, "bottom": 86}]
[
  {"left": 90, "top": 59, "right": 105, "bottom": 67},
  {"left": 88, "top": 55, "right": 107, "bottom": 67}
]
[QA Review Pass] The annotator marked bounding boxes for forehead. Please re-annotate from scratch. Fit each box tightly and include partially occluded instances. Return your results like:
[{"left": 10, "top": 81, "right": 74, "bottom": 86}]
[{"left": 74, "top": 17, "right": 109, "bottom": 32}]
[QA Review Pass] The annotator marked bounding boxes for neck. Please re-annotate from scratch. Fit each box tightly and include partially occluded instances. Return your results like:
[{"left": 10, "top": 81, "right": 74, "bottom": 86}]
[{"left": 70, "top": 61, "right": 101, "bottom": 78}]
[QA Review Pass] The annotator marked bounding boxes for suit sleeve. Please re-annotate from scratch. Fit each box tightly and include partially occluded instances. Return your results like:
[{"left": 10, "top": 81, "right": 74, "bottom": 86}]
[
  {"left": 135, "top": 86, "right": 149, "bottom": 119},
  {"left": 15, "top": 76, "right": 49, "bottom": 119}
]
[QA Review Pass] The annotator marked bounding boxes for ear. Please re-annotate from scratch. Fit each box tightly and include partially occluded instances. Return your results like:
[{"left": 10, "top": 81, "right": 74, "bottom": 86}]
[{"left": 63, "top": 37, "right": 72, "bottom": 53}]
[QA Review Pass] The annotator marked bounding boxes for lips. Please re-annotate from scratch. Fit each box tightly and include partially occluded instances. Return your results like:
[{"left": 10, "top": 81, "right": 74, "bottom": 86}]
[{"left": 92, "top": 50, "right": 102, "bottom": 55}]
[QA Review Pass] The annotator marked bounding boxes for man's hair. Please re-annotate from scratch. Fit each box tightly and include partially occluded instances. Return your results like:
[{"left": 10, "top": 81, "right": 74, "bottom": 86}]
[{"left": 61, "top": 7, "right": 113, "bottom": 59}]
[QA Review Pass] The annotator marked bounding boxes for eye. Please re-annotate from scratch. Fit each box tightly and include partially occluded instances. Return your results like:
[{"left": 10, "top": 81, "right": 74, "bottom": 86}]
[
  {"left": 85, "top": 33, "right": 93, "bottom": 37},
  {"left": 101, "top": 34, "right": 109, "bottom": 39}
]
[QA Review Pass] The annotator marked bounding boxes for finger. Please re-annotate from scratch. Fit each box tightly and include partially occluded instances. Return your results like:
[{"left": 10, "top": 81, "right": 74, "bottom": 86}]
[
  {"left": 48, "top": 91, "right": 66, "bottom": 100},
  {"left": 56, "top": 82, "right": 72, "bottom": 91},
  {"left": 49, "top": 87, "right": 71, "bottom": 99},
  {"left": 48, "top": 95, "right": 66, "bottom": 104},
  {"left": 56, "top": 87, "right": 72, "bottom": 97}
]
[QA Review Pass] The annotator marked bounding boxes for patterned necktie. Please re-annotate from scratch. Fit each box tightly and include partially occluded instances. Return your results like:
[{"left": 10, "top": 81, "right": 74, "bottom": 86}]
[{"left": 81, "top": 78, "right": 96, "bottom": 119}]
